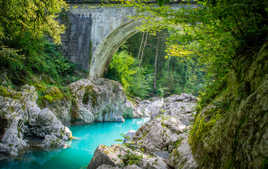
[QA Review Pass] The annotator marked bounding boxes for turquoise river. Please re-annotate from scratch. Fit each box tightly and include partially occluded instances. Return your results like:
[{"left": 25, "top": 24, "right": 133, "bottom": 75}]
[{"left": 0, "top": 118, "right": 148, "bottom": 169}]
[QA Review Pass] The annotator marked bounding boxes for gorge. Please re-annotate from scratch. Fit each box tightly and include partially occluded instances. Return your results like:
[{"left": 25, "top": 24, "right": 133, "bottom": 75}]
[{"left": 0, "top": 0, "right": 267, "bottom": 169}]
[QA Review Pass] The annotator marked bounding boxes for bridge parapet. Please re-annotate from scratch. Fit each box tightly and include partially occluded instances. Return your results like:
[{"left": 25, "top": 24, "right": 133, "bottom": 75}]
[
  {"left": 65, "top": 0, "right": 102, "bottom": 4},
  {"left": 65, "top": 0, "right": 187, "bottom": 4}
]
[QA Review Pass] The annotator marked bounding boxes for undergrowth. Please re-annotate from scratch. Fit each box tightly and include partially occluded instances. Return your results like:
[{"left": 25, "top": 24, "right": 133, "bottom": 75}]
[{"left": 0, "top": 39, "right": 87, "bottom": 105}]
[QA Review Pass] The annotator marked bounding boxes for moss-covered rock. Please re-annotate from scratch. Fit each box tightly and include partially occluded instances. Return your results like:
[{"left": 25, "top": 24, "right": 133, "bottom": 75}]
[
  {"left": 0, "top": 85, "right": 22, "bottom": 99},
  {"left": 34, "top": 85, "right": 72, "bottom": 124},
  {"left": 189, "top": 42, "right": 268, "bottom": 169},
  {"left": 88, "top": 144, "right": 168, "bottom": 169},
  {"left": 69, "top": 78, "right": 133, "bottom": 124},
  {"left": 82, "top": 85, "right": 97, "bottom": 107},
  {"left": 0, "top": 85, "right": 72, "bottom": 159},
  {"left": 169, "top": 134, "right": 197, "bottom": 169},
  {"left": 37, "top": 86, "right": 65, "bottom": 106}
]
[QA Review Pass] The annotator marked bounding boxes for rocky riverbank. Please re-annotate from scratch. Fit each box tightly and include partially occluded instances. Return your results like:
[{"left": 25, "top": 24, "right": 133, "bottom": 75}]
[
  {"left": 88, "top": 93, "right": 198, "bottom": 169},
  {"left": 0, "top": 85, "right": 72, "bottom": 159},
  {"left": 0, "top": 78, "right": 138, "bottom": 159},
  {"left": 0, "top": 75, "right": 199, "bottom": 168}
]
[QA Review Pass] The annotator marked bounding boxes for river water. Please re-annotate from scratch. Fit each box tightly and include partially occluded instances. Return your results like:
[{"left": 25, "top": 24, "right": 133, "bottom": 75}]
[{"left": 0, "top": 118, "right": 148, "bottom": 169}]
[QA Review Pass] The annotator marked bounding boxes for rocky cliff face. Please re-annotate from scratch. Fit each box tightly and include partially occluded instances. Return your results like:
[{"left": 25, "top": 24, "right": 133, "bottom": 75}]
[
  {"left": 0, "top": 78, "right": 136, "bottom": 159},
  {"left": 88, "top": 93, "right": 198, "bottom": 169},
  {"left": 189, "top": 42, "right": 268, "bottom": 169}
]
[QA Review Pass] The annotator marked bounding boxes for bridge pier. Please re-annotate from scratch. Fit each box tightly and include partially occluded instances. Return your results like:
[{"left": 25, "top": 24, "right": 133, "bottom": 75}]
[{"left": 61, "top": 5, "right": 137, "bottom": 72}]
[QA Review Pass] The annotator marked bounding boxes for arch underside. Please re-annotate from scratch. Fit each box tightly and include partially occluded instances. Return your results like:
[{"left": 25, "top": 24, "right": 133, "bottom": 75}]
[{"left": 89, "top": 20, "right": 141, "bottom": 79}]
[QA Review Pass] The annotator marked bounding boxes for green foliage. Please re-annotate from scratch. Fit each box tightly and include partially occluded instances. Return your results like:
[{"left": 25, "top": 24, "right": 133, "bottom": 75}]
[
  {"left": 122, "top": 151, "right": 143, "bottom": 166},
  {"left": 189, "top": 109, "right": 223, "bottom": 147},
  {"left": 82, "top": 86, "right": 97, "bottom": 107},
  {"left": 128, "top": 69, "right": 153, "bottom": 98},
  {"left": 0, "top": 0, "right": 82, "bottom": 102},
  {"left": 118, "top": 0, "right": 268, "bottom": 91},
  {"left": 156, "top": 56, "right": 205, "bottom": 96},
  {"left": 122, "top": 107, "right": 134, "bottom": 119},
  {"left": 114, "top": 139, "right": 123, "bottom": 142},
  {"left": 0, "top": 39, "right": 83, "bottom": 86},
  {"left": 173, "top": 138, "right": 183, "bottom": 149},
  {"left": 0, "top": 85, "right": 21, "bottom": 99},
  {"left": 36, "top": 84, "right": 71, "bottom": 108},
  {"left": 0, "top": 0, "right": 67, "bottom": 44},
  {"left": 0, "top": 40, "right": 85, "bottom": 108},
  {"left": 196, "top": 77, "right": 227, "bottom": 111},
  {"left": 105, "top": 50, "right": 152, "bottom": 99},
  {"left": 0, "top": 0, "right": 86, "bottom": 109},
  {"left": 0, "top": 46, "right": 25, "bottom": 72},
  {"left": 107, "top": 31, "right": 206, "bottom": 98},
  {"left": 157, "top": 0, "right": 170, "bottom": 6},
  {"left": 108, "top": 50, "right": 136, "bottom": 90}
]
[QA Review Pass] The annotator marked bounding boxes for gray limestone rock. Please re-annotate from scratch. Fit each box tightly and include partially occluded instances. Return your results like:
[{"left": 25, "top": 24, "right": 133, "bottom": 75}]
[
  {"left": 88, "top": 144, "right": 169, "bottom": 169},
  {"left": 88, "top": 144, "right": 124, "bottom": 169},
  {"left": 133, "top": 93, "right": 196, "bottom": 120},
  {"left": 168, "top": 134, "right": 198, "bottom": 169},
  {"left": 0, "top": 86, "right": 71, "bottom": 158},
  {"left": 96, "top": 164, "right": 142, "bottom": 169},
  {"left": 134, "top": 97, "right": 164, "bottom": 117},
  {"left": 89, "top": 93, "right": 198, "bottom": 169},
  {"left": 0, "top": 77, "right": 137, "bottom": 159},
  {"left": 69, "top": 78, "right": 134, "bottom": 124},
  {"left": 162, "top": 94, "right": 197, "bottom": 126},
  {"left": 133, "top": 115, "right": 186, "bottom": 153},
  {"left": 123, "top": 130, "right": 136, "bottom": 143}
]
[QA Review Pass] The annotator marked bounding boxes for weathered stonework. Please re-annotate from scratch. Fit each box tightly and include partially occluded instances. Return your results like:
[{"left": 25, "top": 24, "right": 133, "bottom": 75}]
[
  {"left": 61, "top": 5, "right": 137, "bottom": 71},
  {"left": 61, "top": 4, "right": 188, "bottom": 78}
]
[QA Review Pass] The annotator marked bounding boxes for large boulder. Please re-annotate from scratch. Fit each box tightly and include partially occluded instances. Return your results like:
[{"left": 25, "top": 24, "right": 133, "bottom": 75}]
[
  {"left": 162, "top": 93, "right": 197, "bottom": 125},
  {"left": 43, "top": 86, "right": 72, "bottom": 125},
  {"left": 168, "top": 133, "right": 198, "bottom": 169},
  {"left": 133, "top": 115, "right": 187, "bottom": 153},
  {"left": 69, "top": 78, "right": 134, "bottom": 124},
  {"left": 0, "top": 85, "right": 71, "bottom": 159},
  {"left": 134, "top": 97, "right": 164, "bottom": 117},
  {"left": 88, "top": 144, "right": 125, "bottom": 168},
  {"left": 41, "top": 78, "right": 135, "bottom": 125},
  {"left": 123, "top": 130, "right": 136, "bottom": 143},
  {"left": 97, "top": 164, "right": 141, "bottom": 169},
  {"left": 133, "top": 93, "right": 196, "bottom": 120},
  {"left": 88, "top": 144, "right": 169, "bottom": 169}
]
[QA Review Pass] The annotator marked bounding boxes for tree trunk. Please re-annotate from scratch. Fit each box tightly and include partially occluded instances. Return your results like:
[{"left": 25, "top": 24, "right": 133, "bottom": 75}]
[
  {"left": 139, "top": 32, "right": 148, "bottom": 67},
  {"left": 137, "top": 32, "right": 145, "bottom": 61},
  {"left": 168, "top": 56, "right": 171, "bottom": 78},
  {"left": 154, "top": 32, "right": 160, "bottom": 90}
]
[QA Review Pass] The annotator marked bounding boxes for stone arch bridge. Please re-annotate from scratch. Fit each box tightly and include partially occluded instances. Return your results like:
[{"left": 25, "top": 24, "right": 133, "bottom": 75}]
[{"left": 61, "top": 1, "right": 189, "bottom": 79}]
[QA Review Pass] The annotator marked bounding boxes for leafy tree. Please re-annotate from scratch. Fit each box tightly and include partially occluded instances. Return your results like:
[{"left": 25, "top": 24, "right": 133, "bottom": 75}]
[
  {"left": 115, "top": 0, "right": 267, "bottom": 98},
  {"left": 0, "top": 0, "right": 86, "bottom": 102},
  {"left": 105, "top": 50, "right": 153, "bottom": 99},
  {"left": 106, "top": 30, "right": 206, "bottom": 98},
  {"left": 0, "top": 0, "right": 67, "bottom": 44}
]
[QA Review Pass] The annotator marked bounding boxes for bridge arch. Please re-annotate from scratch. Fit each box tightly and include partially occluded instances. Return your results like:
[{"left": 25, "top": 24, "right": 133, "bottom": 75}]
[
  {"left": 89, "top": 20, "right": 141, "bottom": 79},
  {"left": 61, "top": 4, "right": 186, "bottom": 77}
]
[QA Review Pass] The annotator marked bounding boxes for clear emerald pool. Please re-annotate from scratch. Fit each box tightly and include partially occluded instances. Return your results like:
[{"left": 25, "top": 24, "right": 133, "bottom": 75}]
[{"left": 0, "top": 118, "right": 148, "bottom": 169}]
